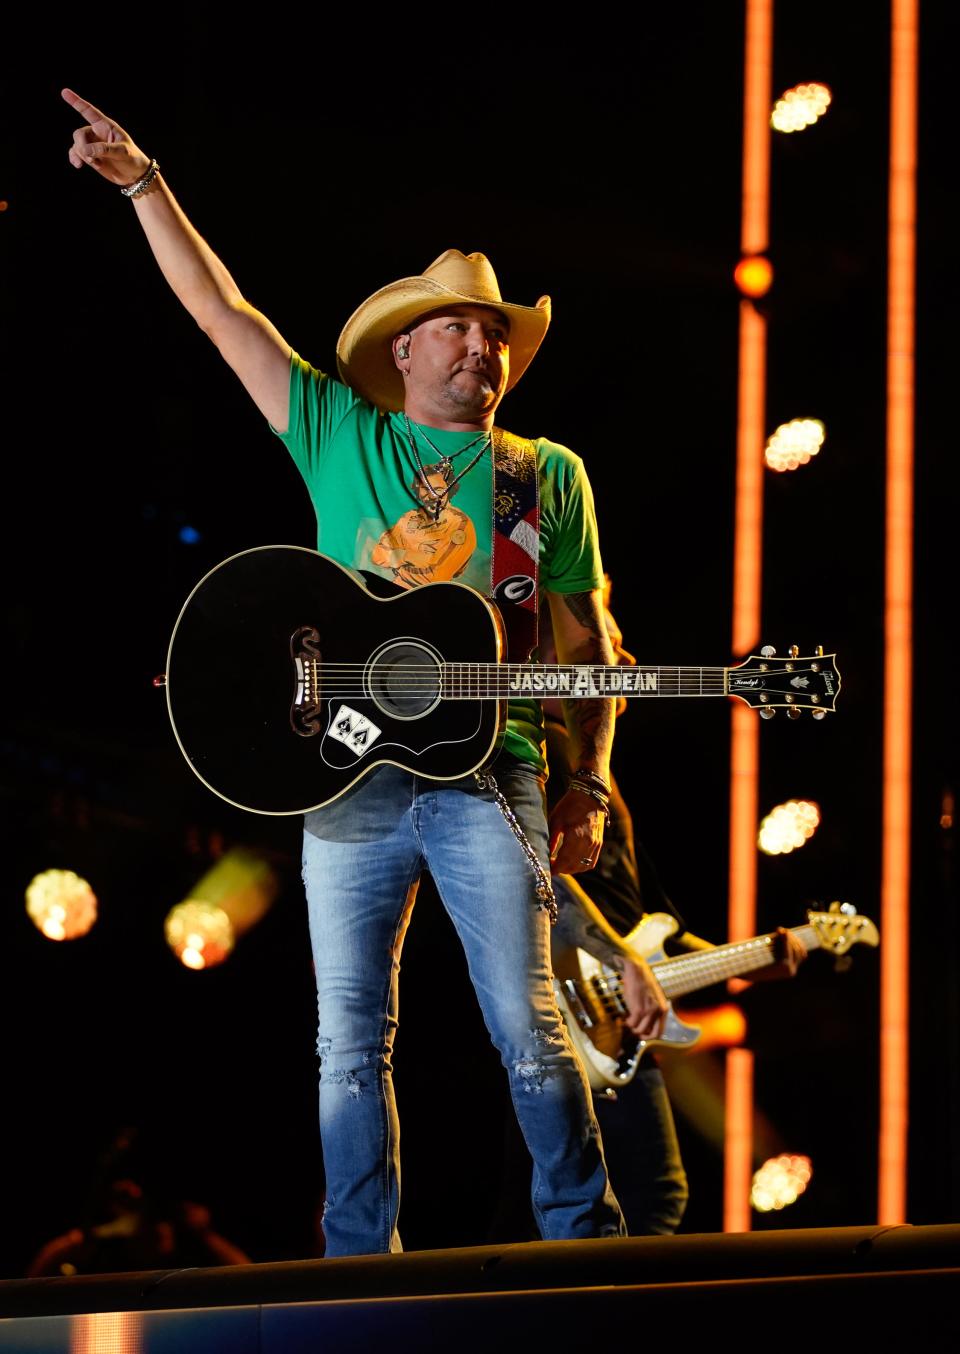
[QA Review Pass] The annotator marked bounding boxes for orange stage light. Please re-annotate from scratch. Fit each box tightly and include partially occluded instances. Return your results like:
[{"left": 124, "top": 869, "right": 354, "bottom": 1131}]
[
  {"left": 734, "top": 255, "right": 774, "bottom": 298},
  {"left": 165, "top": 900, "right": 234, "bottom": 970},
  {"left": 164, "top": 847, "right": 279, "bottom": 971},
  {"left": 879, "top": 0, "right": 917, "bottom": 1226},
  {"left": 726, "top": 0, "right": 773, "bottom": 1236},
  {"left": 25, "top": 869, "right": 98, "bottom": 941}
]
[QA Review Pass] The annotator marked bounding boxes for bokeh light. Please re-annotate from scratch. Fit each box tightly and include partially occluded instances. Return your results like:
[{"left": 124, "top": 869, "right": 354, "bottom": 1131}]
[
  {"left": 25, "top": 869, "right": 98, "bottom": 941},
  {"left": 765, "top": 418, "right": 825, "bottom": 472},
  {"left": 771, "top": 83, "right": 832, "bottom": 133},
  {"left": 164, "top": 848, "right": 278, "bottom": 970},
  {"left": 165, "top": 900, "right": 234, "bottom": 970},
  {"left": 734, "top": 254, "right": 774, "bottom": 298},
  {"left": 751, "top": 1153, "right": 813, "bottom": 1211},
  {"left": 758, "top": 800, "right": 821, "bottom": 855}
]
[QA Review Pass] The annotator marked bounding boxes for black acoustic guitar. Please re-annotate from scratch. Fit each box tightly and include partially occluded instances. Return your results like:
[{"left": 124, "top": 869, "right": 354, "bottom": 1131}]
[{"left": 162, "top": 545, "right": 841, "bottom": 815}]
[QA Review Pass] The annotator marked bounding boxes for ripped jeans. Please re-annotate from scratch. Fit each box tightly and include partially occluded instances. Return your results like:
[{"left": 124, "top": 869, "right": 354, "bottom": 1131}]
[{"left": 302, "top": 758, "right": 624, "bottom": 1256}]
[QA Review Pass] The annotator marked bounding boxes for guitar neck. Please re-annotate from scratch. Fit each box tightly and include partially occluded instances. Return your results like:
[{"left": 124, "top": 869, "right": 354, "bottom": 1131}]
[
  {"left": 442, "top": 663, "right": 729, "bottom": 699},
  {"left": 650, "top": 924, "right": 821, "bottom": 999}
]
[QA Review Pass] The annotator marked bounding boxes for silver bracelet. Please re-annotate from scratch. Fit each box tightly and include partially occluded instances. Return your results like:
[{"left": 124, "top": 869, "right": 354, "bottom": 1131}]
[{"left": 121, "top": 159, "right": 160, "bottom": 199}]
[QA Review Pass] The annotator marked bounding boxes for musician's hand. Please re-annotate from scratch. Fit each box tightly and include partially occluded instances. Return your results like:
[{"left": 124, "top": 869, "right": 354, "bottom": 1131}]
[
  {"left": 548, "top": 788, "right": 605, "bottom": 875},
  {"left": 621, "top": 956, "right": 669, "bottom": 1040},
  {"left": 752, "top": 926, "right": 808, "bottom": 981},
  {"left": 62, "top": 89, "right": 152, "bottom": 187}
]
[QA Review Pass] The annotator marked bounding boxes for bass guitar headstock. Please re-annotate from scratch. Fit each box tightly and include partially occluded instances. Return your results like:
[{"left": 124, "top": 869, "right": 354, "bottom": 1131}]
[
  {"left": 807, "top": 901, "right": 879, "bottom": 957},
  {"left": 728, "top": 644, "right": 840, "bottom": 717}
]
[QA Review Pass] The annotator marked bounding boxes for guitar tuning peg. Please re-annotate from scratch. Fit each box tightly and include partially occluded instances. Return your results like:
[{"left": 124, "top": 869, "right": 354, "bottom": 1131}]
[
  {"left": 760, "top": 645, "right": 776, "bottom": 657},
  {"left": 759, "top": 706, "right": 776, "bottom": 719},
  {"left": 787, "top": 706, "right": 801, "bottom": 719},
  {"left": 816, "top": 644, "right": 824, "bottom": 656},
  {"left": 789, "top": 644, "right": 799, "bottom": 658},
  {"left": 811, "top": 708, "right": 828, "bottom": 720}
]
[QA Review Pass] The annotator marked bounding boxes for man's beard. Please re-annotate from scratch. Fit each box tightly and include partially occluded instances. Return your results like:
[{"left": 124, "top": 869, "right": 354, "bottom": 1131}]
[{"left": 439, "top": 371, "right": 499, "bottom": 417}]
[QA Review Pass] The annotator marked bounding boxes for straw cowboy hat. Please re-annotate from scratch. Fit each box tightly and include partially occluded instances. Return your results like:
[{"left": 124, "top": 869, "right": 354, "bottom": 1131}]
[{"left": 336, "top": 249, "right": 552, "bottom": 412}]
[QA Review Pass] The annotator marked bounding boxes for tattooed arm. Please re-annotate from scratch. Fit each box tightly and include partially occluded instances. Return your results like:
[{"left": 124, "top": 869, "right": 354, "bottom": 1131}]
[{"left": 544, "top": 588, "right": 616, "bottom": 876}]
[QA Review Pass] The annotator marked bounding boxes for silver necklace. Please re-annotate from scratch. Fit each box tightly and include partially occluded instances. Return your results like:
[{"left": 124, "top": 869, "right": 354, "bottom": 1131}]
[{"left": 403, "top": 414, "right": 491, "bottom": 520}]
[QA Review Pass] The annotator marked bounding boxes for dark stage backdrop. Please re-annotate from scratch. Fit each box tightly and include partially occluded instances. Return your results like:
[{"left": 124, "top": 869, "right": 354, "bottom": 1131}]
[{"left": 1, "top": 6, "right": 957, "bottom": 1275}]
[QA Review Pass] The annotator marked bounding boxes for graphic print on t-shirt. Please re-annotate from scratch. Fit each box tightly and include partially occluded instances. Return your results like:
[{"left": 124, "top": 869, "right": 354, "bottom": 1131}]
[{"left": 367, "top": 462, "right": 478, "bottom": 588}]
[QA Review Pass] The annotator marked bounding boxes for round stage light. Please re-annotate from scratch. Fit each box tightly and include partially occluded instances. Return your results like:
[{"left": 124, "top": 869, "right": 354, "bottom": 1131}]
[
  {"left": 758, "top": 800, "right": 821, "bottom": 855},
  {"left": 734, "top": 255, "right": 774, "bottom": 298},
  {"left": 751, "top": 1153, "right": 813, "bottom": 1211},
  {"left": 165, "top": 900, "right": 235, "bottom": 970},
  {"left": 771, "top": 83, "right": 832, "bottom": 133},
  {"left": 25, "top": 869, "right": 98, "bottom": 941},
  {"left": 765, "top": 418, "right": 825, "bottom": 472}
]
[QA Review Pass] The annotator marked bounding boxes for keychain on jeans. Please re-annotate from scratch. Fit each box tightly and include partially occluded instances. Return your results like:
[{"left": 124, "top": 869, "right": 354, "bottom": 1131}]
[{"left": 474, "top": 771, "right": 558, "bottom": 924}]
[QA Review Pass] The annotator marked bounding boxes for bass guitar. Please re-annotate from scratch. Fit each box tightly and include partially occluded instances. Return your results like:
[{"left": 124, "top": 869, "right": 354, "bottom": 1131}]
[
  {"left": 554, "top": 903, "right": 878, "bottom": 1091},
  {"left": 162, "top": 545, "right": 841, "bottom": 815}
]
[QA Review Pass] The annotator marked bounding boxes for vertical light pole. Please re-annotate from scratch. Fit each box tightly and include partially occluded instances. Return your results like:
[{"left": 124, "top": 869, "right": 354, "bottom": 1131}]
[
  {"left": 725, "top": 0, "right": 773, "bottom": 1233},
  {"left": 879, "top": 0, "right": 918, "bottom": 1225}
]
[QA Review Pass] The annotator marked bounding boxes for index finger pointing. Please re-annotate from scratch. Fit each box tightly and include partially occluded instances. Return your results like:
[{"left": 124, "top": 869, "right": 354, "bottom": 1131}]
[{"left": 61, "top": 88, "right": 117, "bottom": 132}]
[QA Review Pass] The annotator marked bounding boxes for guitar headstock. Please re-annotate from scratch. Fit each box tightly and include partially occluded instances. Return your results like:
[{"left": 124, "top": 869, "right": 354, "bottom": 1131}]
[
  {"left": 728, "top": 644, "right": 840, "bottom": 717},
  {"left": 807, "top": 902, "right": 879, "bottom": 955}
]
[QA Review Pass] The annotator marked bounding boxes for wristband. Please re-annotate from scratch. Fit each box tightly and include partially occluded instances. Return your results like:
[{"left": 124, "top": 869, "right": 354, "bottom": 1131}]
[{"left": 121, "top": 159, "right": 160, "bottom": 199}]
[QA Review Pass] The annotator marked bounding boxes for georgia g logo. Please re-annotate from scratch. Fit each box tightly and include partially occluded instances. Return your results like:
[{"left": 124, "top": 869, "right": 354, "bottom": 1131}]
[{"left": 493, "top": 574, "right": 536, "bottom": 604}]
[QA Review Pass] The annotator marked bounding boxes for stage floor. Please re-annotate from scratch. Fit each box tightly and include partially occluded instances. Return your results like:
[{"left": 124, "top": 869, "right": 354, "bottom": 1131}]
[{"left": 1, "top": 1223, "right": 958, "bottom": 1351}]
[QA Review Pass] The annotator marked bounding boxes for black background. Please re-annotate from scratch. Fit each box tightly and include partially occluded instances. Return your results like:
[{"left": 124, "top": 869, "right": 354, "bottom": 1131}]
[{"left": 1, "top": 4, "right": 957, "bottom": 1275}]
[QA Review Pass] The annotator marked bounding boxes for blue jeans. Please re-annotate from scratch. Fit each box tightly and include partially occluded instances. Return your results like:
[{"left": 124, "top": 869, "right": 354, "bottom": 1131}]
[
  {"left": 593, "top": 1066, "right": 689, "bottom": 1235},
  {"left": 302, "top": 759, "right": 625, "bottom": 1256}
]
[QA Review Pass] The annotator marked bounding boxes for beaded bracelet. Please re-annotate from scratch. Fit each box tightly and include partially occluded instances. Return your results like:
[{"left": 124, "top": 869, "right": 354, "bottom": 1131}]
[
  {"left": 571, "top": 767, "right": 612, "bottom": 797},
  {"left": 120, "top": 159, "right": 160, "bottom": 199},
  {"left": 567, "top": 777, "right": 611, "bottom": 822}
]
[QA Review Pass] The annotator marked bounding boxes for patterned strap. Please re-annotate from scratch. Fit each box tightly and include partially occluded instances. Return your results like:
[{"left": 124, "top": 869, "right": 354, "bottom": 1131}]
[{"left": 490, "top": 428, "right": 540, "bottom": 662}]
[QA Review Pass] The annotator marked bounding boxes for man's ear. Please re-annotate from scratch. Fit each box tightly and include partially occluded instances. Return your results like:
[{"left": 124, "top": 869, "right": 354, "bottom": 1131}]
[{"left": 394, "top": 334, "right": 411, "bottom": 368}]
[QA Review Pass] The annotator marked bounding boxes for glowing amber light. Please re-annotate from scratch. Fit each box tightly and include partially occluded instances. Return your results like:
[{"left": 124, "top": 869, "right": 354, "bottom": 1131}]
[
  {"left": 677, "top": 1004, "right": 747, "bottom": 1052},
  {"left": 751, "top": 1153, "right": 813, "bottom": 1211},
  {"left": 765, "top": 418, "right": 825, "bottom": 472},
  {"left": 758, "top": 800, "right": 821, "bottom": 855},
  {"left": 72, "top": 1310, "right": 144, "bottom": 1353},
  {"left": 771, "top": 83, "right": 832, "bottom": 133},
  {"left": 734, "top": 255, "right": 774, "bottom": 298},
  {"left": 165, "top": 900, "right": 234, "bottom": 970},
  {"left": 25, "top": 869, "right": 98, "bottom": 941}
]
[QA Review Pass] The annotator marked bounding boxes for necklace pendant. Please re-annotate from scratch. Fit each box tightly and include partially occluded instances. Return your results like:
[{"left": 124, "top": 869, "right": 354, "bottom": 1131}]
[{"left": 438, "top": 457, "right": 453, "bottom": 477}]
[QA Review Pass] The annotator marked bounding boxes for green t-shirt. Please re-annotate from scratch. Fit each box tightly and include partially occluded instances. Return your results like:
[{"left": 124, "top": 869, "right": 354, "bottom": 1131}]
[{"left": 272, "top": 355, "right": 604, "bottom": 770}]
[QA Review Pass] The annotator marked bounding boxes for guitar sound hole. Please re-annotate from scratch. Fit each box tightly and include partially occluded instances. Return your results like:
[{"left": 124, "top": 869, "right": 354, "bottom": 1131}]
[{"left": 368, "top": 642, "right": 442, "bottom": 719}]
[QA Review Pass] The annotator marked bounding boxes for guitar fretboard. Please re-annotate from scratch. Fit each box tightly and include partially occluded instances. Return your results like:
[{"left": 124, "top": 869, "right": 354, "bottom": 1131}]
[
  {"left": 651, "top": 924, "right": 821, "bottom": 998},
  {"left": 440, "top": 664, "right": 730, "bottom": 699}
]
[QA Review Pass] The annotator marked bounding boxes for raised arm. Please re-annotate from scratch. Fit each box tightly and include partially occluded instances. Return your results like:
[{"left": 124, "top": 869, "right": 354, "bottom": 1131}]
[
  {"left": 62, "top": 89, "right": 292, "bottom": 430},
  {"left": 544, "top": 587, "right": 616, "bottom": 875}
]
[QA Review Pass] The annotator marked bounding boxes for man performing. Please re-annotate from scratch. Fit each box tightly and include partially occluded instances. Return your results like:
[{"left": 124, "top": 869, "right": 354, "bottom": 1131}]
[
  {"left": 63, "top": 89, "right": 667, "bottom": 1257},
  {"left": 540, "top": 585, "right": 807, "bottom": 1235}
]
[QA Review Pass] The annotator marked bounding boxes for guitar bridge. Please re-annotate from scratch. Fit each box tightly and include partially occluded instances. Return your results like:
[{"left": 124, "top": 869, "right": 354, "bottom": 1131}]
[{"left": 290, "top": 626, "right": 323, "bottom": 737}]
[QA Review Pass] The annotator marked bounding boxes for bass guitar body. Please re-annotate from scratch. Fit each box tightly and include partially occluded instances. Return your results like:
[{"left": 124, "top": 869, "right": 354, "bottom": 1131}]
[{"left": 165, "top": 546, "right": 505, "bottom": 814}]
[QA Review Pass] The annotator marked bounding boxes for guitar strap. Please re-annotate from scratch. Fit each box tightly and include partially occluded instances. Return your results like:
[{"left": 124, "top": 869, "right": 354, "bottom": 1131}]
[
  {"left": 483, "top": 430, "right": 556, "bottom": 922},
  {"left": 490, "top": 427, "right": 540, "bottom": 662}
]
